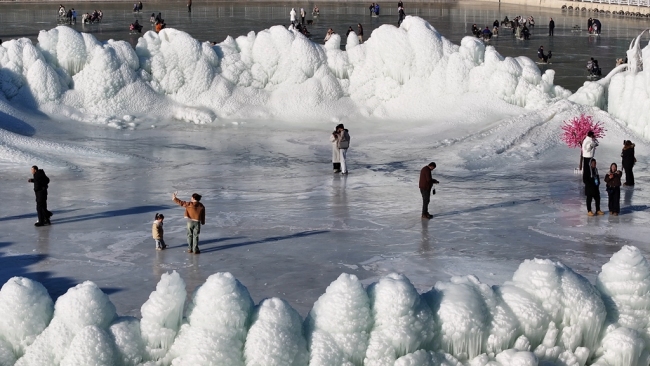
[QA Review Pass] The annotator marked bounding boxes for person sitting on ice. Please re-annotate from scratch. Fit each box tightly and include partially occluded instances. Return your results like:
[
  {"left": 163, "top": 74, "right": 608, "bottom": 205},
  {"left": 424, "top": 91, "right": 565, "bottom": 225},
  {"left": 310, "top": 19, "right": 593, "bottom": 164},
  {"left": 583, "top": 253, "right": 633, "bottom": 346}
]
[
  {"left": 482, "top": 26, "right": 492, "bottom": 40},
  {"left": 150, "top": 13, "right": 156, "bottom": 23},
  {"left": 471, "top": 24, "right": 480, "bottom": 37},
  {"left": 522, "top": 25, "right": 530, "bottom": 40},
  {"left": 593, "top": 59, "right": 602, "bottom": 76},
  {"left": 313, "top": 5, "right": 319, "bottom": 15},
  {"left": 493, "top": 19, "right": 499, "bottom": 29},
  {"left": 537, "top": 45, "right": 548, "bottom": 63},
  {"left": 586, "top": 57, "right": 595, "bottom": 75},
  {"left": 98, "top": 10, "right": 103, "bottom": 20},
  {"left": 130, "top": 19, "right": 143, "bottom": 33},
  {"left": 301, "top": 25, "right": 311, "bottom": 37},
  {"left": 492, "top": 25, "right": 499, "bottom": 36}
]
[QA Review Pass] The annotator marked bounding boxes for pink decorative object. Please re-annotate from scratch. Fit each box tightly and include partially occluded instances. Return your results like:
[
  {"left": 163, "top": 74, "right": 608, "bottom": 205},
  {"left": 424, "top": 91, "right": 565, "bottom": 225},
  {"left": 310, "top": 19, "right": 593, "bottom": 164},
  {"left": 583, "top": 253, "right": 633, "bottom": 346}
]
[{"left": 561, "top": 114, "right": 606, "bottom": 149}]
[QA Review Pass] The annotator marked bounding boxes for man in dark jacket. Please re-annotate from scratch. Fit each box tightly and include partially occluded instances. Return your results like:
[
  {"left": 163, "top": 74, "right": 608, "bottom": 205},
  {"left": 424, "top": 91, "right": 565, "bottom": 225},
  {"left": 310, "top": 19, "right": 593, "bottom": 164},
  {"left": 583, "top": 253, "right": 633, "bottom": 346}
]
[
  {"left": 28, "top": 165, "right": 52, "bottom": 226},
  {"left": 549, "top": 18, "right": 555, "bottom": 36},
  {"left": 584, "top": 159, "right": 604, "bottom": 216},
  {"left": 419, "top": 162, "right": 439, "bottom": 219},
  {"left": 621, "top": 140, "right": 636, "bottom": 186}
]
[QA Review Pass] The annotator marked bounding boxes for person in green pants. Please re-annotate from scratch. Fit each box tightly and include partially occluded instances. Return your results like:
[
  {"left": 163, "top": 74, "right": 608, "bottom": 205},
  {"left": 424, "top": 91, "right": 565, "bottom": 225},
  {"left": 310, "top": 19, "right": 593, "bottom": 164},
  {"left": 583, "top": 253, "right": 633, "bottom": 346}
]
[{"left": 172, "top": 192, "right": 206, "bottom": 254}]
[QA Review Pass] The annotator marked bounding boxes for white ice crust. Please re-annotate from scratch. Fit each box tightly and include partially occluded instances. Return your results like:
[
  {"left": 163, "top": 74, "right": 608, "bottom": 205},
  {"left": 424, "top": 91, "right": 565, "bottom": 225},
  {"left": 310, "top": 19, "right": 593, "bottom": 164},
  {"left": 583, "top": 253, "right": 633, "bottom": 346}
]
[
  {"left": 0, "top": 17, "right": 573, "bottom": 128},
  {"left": 0, "top": 246, "right": 649, "bottom": 365}
]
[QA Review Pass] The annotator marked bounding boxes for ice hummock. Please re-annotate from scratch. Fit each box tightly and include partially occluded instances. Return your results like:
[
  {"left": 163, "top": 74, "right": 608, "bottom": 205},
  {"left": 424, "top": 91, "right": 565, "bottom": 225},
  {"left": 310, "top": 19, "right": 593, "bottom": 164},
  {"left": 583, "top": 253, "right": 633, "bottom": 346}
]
[{"left": 0, "top": 246, "right": 649, "bottom": 365}]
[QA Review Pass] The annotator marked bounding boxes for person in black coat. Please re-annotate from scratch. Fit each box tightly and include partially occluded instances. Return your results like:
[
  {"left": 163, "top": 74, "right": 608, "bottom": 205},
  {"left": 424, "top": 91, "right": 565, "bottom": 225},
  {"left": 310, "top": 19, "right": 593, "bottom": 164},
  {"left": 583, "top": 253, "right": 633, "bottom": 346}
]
[
  {"left": 419, "top": 162, "right": 439, "bottom": 219},
  {"left": 549, "top": 18, "right": 555, "bottom": 36},
  {"left": 584, "top": 159, "right": 604, "bottom": 216},
  {"left": 621, "top": 140, "right": 636, "bottom": 186},
  {"left": 28, "top": 165, "right": 52, "bottom": 226}
]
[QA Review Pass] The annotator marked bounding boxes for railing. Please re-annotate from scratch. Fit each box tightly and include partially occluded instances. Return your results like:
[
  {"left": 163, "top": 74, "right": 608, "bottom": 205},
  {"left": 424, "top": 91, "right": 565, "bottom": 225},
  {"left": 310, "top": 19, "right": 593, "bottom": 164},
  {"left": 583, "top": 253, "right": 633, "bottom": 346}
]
[{"left": 576, "top": 0, "right": 650, "bottom": 7}]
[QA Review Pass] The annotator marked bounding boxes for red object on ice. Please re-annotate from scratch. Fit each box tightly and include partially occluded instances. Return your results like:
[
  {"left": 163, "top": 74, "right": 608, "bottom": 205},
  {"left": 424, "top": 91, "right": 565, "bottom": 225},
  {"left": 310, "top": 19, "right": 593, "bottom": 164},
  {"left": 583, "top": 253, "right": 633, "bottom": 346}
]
[{"left": 561, "top": 114, "right": 606, "bottom": 148}]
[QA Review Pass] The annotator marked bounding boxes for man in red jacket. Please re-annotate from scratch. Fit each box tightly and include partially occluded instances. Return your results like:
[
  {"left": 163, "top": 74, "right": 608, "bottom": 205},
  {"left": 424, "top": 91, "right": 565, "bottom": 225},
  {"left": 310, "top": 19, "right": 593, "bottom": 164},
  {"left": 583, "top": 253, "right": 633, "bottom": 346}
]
[{"left": 419, "top": 162, "right": 439, "bottom": 219}]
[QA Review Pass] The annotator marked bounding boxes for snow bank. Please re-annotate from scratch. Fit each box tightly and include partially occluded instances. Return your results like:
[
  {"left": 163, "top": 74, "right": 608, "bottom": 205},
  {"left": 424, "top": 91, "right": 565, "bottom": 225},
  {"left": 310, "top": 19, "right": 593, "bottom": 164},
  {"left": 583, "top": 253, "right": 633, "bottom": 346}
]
[
  {"left": 0, "top": 17, "right": 571, "bottom": 127},
  {"left": 7, "top": 246, "right": 650, "bottom": 365}
]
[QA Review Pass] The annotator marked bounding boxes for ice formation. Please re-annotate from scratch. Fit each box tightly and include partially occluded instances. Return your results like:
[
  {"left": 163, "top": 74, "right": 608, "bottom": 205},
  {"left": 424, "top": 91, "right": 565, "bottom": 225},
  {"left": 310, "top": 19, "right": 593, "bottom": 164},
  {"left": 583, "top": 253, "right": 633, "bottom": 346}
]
[
  {"left": 0, "top": 246, "right": 649, "bottom": 365},
  {"left": 0, "top": 17, "right": 572, "bottom": 128}
]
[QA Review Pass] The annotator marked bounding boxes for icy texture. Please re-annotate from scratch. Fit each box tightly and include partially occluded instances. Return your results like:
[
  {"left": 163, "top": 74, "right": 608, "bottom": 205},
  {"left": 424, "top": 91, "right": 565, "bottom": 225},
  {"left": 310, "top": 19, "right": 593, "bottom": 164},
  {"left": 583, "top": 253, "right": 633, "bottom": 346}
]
[
  {"left": 6, "top": 247, "right": 650, "bottom": 365},
  {"left": 0, "top": 17, "right": 571, "bottom": 127},
  {"left": 164, "top": 272, "right": 254, "bottom": 365},
  {"left": 244, "top": 298, "right": 308, "bottom": 366},
  {"left": 0, "top": 277, "right": 53, "bottom": 360},
  {"left": 305, "top": 273, "right": 372, "bottom": 366},
  {"left": 140, "top": 270, "right": 186, "bottom": 361}
]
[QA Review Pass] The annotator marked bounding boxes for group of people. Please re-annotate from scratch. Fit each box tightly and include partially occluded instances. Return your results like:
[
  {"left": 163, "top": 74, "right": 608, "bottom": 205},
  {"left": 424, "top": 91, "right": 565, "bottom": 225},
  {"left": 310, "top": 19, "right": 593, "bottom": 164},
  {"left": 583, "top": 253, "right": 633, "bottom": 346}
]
[
  {"left": 150, "top": 12, "right": 167, "bottom": 32},
  {"left": 28, "top": 166, "right": 208, "bottom": 254},
  {"left": 290, "top": 8, "right": 308, "bottom": 25},
  {"left": 59, "top": 5, "right": 102, "bottom": 24},
  {"left": 472, "top": 24, "right": 494, "bottom": 40},
  {"left": 369, "top": 3, "right": 380, "bottom": 16},
  {"left": 82, "top": 10, "right": 103, "bottom": 24},
  {"left": 581, "top": 132, "right": 636, "bottom": 216},
  {"left": 345, "top": 24, "right": 364, "bottom": 43},
  {"left": 329, "top": 124, "right": 351, "bottom": 174},
  {"left": 587, "top": 18, "right": 602, "bottom": 35}
]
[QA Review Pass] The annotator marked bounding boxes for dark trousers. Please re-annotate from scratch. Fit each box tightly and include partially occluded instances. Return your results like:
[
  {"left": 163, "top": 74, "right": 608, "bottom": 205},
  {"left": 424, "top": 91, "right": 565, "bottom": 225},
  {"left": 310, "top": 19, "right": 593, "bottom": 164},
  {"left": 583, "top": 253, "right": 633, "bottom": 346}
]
[
  {"left": 333, "top": 162, "right": 340, "bottom": 171},
  {"left": 187, "top": 4, "right": 191, "bottom": 12},
  {"left": 549, "top": 28, "right": 554, "bottom": 36},
  {"left": 582, "top": 157, "right": 593, "bottom": 183},
  {"left": 623, "top": 164, "right": 634, "bottom": 185},
  {"left": 35, "top": 190, "right": 49, "bottom": 223},
  {"left": 586, "top": 188, "right": 600, "bottom": 212},
  {"left": 608, "top": 186, "right": 620, "bottom": 213},
  {"left": 420, "top": 188, "right": 430, "bottom": 215}
]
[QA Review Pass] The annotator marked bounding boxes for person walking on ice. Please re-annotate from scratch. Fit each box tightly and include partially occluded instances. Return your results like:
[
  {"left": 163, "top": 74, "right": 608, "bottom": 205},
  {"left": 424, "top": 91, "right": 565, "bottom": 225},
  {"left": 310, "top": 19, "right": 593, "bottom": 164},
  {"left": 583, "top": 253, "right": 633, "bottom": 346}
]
[
  {"left": 604, "top": 163, "right": 622, "bottom": 216},
  {"left": 584, "top": 159, "right": 604, "bottom": 216},
  {"left": 152, "top": 213, "right": 167, "bottom": 250},
  {"left": 290, "top": 8, "right": 297, "bottom": 25},
  {"left": 330, "top": 128, "right": 341, "bottom": 173},
  {"left": 419, "top": 162, "right": 439, "bottom": 219},
  {"left": 28, "top": 165, "right": 52, "bottom": 226},
  {"left": 336, "top": 124, "right": 351, "bottom": 174},
  {"left": 172, "top": 192, "right": 205, "bottom": 254},
  {"left": 581, "top": 131, "right": 598, "bottom": 183}
]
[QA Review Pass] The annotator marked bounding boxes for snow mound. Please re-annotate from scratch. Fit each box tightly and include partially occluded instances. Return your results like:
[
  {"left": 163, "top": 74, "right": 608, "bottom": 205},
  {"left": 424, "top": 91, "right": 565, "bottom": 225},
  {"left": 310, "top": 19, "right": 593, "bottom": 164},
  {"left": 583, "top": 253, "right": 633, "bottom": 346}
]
[
  {"left": 6, "top": 246, "right": 650, "bottom": 365},
  {"left": 0, "top": 17, "right": 570, "bottom": 126}
]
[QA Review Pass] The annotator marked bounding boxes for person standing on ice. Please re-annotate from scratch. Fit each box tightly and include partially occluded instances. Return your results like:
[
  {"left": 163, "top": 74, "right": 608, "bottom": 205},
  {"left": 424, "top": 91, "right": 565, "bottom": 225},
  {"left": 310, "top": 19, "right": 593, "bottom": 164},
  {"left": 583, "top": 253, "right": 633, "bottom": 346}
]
[
  {"left": 604, "top": 163, "right": 622, "bottom": 216},
  {"left": 419, "top": 162, "right": 439, "bottom": 219},
  {"left": 548, "top": 18, "right": 555, "bottom": 36},
  {"left": 290, "top": 8, "right": 297, "bottom": 25},
  {"left": 187, "top": 0, "right": 191, "bottom": 12},
  {"left": 71, "top": 8, "right": 76, "bottom": 24},
  {"left": 398, "top": 6, "right": 405, "bottom": 26},
  {"left": 152, "top": 213, "right": 167, "bottom": 250},
  {"left": 172, "top": 192, "right": 205, "bottom": 254},
  {"left": 582, "top": 131, "right": 598, "bottom": 182},
  {"left": 300, "top": 8, "right": 306, "bottom": 24},
  {"left": 357, "top": 23, "right": 364, "bottom": 43},
  {"left": 621, "top": 140, "right": 636, "bottom": 186},
  {"left": 330, "top": 129, "right": 341, "bottom": 173},
  {"left": 28, "top": 166, "right": 52, "bottom": 227},
  {"left": 584, "top": 159, "right": 604, "bottom": 216},
  {"left": 336, "top": 124, "right": 351, "bottom": 174}
]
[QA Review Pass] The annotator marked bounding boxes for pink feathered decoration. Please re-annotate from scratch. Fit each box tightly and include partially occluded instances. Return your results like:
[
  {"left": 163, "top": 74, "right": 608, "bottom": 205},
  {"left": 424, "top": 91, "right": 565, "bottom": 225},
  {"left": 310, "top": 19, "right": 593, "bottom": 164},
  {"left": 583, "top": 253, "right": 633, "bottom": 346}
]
[{"left": 561, "top": 114, "right": 606, "bottom": 148}]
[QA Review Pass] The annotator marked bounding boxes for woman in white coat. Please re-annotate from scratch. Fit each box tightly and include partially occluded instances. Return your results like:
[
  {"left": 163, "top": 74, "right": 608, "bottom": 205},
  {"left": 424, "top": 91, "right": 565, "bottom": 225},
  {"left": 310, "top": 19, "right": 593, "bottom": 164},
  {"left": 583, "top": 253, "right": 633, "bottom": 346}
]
[
  {"left": 290, "top": 8, "right": 297, "bottom": 25},
  {"left": 330, "top": 130, "right": 341, "bottom": 172}
]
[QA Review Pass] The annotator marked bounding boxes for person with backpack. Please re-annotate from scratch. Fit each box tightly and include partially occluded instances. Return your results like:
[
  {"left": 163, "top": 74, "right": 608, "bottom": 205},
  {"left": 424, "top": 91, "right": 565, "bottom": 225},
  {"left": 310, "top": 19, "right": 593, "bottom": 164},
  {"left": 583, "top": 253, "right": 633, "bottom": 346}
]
[
  {"left": 336, "top": 124, "right": 351, "bottom": 174},
  {"left": 419, "top": 162, "right": 439, "bottom": 219},
  {"left": 28, "top": 165, "right": 52, "bottom": 226},
  {"left": 172, "top": 192, "right": 206, "bottom": 254}
]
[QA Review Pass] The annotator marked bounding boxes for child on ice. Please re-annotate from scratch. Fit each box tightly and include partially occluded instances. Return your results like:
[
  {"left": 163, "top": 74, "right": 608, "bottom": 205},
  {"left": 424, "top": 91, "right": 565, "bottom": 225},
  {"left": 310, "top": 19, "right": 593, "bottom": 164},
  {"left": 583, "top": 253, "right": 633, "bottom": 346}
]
[{"left": 152, "top": 213, "right": 166, "bottom": 250}]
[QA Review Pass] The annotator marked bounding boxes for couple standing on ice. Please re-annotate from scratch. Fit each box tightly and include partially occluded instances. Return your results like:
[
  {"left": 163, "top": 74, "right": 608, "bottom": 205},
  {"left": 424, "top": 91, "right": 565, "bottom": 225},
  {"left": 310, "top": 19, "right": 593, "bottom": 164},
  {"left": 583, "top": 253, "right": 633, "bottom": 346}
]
[
  {"left": 330, "top": 124, "right": 351, "bottom": 174},
  {"left": 581, "top": 132, "right": 635, "bottom": 216}
]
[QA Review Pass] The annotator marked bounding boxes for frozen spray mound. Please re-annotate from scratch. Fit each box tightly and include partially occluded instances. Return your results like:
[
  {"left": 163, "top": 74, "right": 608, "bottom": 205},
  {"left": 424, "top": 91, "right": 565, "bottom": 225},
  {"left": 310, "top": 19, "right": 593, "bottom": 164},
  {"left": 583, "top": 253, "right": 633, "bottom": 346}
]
[
  {"left": 0, "top": 17, "right": 570, "bottom": 126},
  {"left": 2, "top": 247, "right": 650, "bottom": 365}
]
